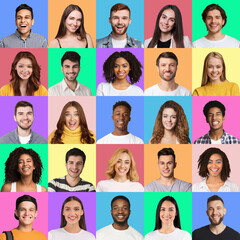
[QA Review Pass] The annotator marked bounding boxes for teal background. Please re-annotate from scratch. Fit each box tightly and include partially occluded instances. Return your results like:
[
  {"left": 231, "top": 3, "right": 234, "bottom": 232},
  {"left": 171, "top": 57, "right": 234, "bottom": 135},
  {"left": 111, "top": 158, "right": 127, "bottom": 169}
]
[
  {"left": 192, "top": 0, "right": 240, "bottom": 41},
  {"left": 48, "top": 48, "right": 96, "bottom": 95},
  {"left": 0, "top": 144, "right": 48, "bottom": 190}
]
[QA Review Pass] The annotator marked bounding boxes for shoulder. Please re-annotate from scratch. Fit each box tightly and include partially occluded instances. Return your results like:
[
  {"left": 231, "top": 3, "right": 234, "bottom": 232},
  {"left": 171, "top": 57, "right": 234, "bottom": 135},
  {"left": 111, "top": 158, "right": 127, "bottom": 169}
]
[
  {"left": 78, "top": 82, "right": 92, "bottom": 95},
  {"left": 31, "top": 32, "right": 48, "bottom": 48},
  {"left": 128, "top": 85, "right": 143, "bottom": 95},
  {"left": 225, "top": 180, "right": 240, "bottom": 191},
  {"left": 97, "top": 133, "right": 111, "bottom": 143},
  {"left": 32, "top": 230, "right": 48, "bottom": 239},
  {"left": 183, "top": 35, "right": 192, "bottom": 48},
  {"left": 144, "top": 181, "right": 156, "bottom": 192},
  {"left": 0, "top": 130, "right": 16, "bottom": 144},
  {"left": 176, "top": 179, "right": 192, "bottom": 192},
  {"left": 129, "top": 133, "right": 144, "bottom": 144},
  {"left": 1, "top": 183, "right": 11, "bottom": 192},
  {"left": 225, "top": 226, "right": 240, "bottom": 236},
  {"left": 97, "top": 225, "right": 112, "bottom": 236},
  {"left": 96, "top": 35, "right": 109, "bottom": 47},
  {"left": 96, "top": 82, "right": 109, "bottom": 96},
  {"left": 48, "top": 130, "right": 57, "bottom": 144},
  {"left": 144, "top": 230, "right": 157, "bottom": 239},
  {"left": 193, "top": 225, "right": 209, "bottom": 235},
  {"left": 49, "top": 38, "right": 59, "bottom": 48},
  {"left": 129, "top": 36, "right": 143, "bottom": 48},
  {"left": 192, "top": 86, "right": 206, "bottom": 96},
  {"left": 175, "top": 228, "right": 191, "bottom": 238},
  {"left": 86, "top": 33, "right": 94, "bottom": 48},
  {"left": 81, "top": 230, "right": 95, "bottom": 239},
  {"left": 192, "top": 180, "right": 205, "bottom": 192},
  {"left": 0, "top": 83, "right": 13, "bottom": 96},
  {"left": 35, "top": 85, "right": 48, "bottom": 96},
  {"left": 194, "top": 133, "right": 209, "bottom": 144},
  {"left": 177, "top": 85, "right": 192, "bottom": 96},
  {"left": 128, "top": 226, "right": 143, "bottom": 239},
  {"left": 225, "top": 35, "right": 240, "bottom": 44},
  {"left": 31, "top": 131, "right": 48, "bottom": 144},
  {"left": 144, "top": 38, "right": 152, "bottom": 48},
  {"left": 192, "top": 37, "right": 205, "bottom": 48}
]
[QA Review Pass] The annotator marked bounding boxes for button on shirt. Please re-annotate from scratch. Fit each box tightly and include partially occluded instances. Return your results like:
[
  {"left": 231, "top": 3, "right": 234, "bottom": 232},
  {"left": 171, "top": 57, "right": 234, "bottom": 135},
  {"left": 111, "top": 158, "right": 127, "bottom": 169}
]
[
  {"left": 0, "top": 30, "right": 48, "bottom": 48},
  {"left": 48, "top": 79, "right": 92, "bottom": 96}
]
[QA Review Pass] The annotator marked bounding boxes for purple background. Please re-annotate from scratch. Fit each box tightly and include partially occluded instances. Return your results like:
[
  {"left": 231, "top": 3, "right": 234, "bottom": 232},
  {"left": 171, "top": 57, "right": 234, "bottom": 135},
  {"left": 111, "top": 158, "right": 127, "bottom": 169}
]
[
  {"left": 96, "top": 48, "right": 144, "bottom": 90},
  {"left": 48, "top": 192, "right": 96, "bottom": 235},
  {"left": 0, "top": 96, "right": 48, "bottom": 139}
]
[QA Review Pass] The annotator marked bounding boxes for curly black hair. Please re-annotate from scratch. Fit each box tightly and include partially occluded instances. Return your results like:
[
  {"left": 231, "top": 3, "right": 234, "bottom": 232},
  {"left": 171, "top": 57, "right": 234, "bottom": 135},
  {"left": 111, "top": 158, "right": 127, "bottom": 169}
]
[
  {"left": 103, "top": 51, "right": 142, "bottom": 84},
  {"left": 4, "top": 147, "right": 43, "bottom": 184}
]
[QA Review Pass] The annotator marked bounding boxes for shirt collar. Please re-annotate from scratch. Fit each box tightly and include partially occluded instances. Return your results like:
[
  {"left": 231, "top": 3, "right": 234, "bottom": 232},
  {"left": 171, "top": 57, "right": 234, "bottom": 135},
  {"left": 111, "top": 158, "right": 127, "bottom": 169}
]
[
  {"left": 14, "top": 29, "right": 32, "bottom": 39},
  {"left": 61, "top": 79, "right": 80, "bottom": 92}
]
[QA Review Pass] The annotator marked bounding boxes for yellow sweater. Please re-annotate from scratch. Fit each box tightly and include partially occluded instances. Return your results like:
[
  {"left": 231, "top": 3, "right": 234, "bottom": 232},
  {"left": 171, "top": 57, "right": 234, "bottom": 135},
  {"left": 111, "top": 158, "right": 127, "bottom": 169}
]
[
  {"left": 192, "top": 80, "right": 240, "bottom": 96},
  {"left": 0, "top": 83, "right": 48, "bottom": 96},
  {"left": 48, "top": 125, "right": 96, "bottom": 144},
  {"left": 0, "top": 228, "right": 47, "bottom": 240}
]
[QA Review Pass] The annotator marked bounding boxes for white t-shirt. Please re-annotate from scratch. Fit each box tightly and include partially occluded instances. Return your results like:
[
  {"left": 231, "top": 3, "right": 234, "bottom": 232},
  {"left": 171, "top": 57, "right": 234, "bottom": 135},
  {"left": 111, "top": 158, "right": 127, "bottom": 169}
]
[
  {"left": 19, "top": 134, "right": 31, "bottom": 144},
  {"left": 96, "top": 179, "right": 144, "bottom": 192},
  {"left": 97, "top": 224, "right": 143, "bottom": 240},
  {"left": 97, "top": 133, "right": 144, "bottom": 144},
  {"left": 144, "top": 228, "right": 191, "bottom": 240},
  {"left": 144, "top": 84, "right": 191, "bottom": 96},
  {"left": 96, "top": 82, "right": 143, "bottom": 96},
  {"left": 112, "top": 38, "right": 127, "bottom": 48},
  {"left": 210, "top": 138, "right": 222, "bottom": 144},
  {"left": 193, "top": 35, "right": 240, "bottom": 48},
  {"left": 48, "top": 228, "right": 95, "bottom": 240}
]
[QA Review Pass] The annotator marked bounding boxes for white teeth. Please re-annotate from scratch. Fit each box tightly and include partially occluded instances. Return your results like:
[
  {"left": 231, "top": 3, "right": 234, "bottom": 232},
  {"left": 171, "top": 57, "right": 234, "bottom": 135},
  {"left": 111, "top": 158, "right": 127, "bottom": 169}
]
[{"left": 212, "top": 121, "right": 219, "bottom": 125}]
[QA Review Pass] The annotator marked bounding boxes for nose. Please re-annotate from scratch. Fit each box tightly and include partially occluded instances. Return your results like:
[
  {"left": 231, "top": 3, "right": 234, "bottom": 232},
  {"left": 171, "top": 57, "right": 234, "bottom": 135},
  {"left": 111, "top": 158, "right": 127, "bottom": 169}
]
[{"left": 118, "top": 207, "right": 123, "bottom": 213}]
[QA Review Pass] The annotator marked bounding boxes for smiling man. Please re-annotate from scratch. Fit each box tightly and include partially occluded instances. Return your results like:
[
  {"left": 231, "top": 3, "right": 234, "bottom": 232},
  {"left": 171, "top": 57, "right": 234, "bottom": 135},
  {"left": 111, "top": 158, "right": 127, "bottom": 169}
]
[
  {"left": 193, "top": 195, "right": 240, "bottom": 240},
  {"left": 48, "top": 148, "right": 95, "bottom": 192},
  {"left": 96, "top": 195, "right": 143, "bottom": 240},
  {"left": 48, "top": 51, "right": 92, "bottom": 96},
  {"left": 144, "top": 148, "right": 192, "bottom": 192},
  {"left": 0, "top": 101, "right": 47, "bottom": 144},
  {"left": 0, "top": 4, "right": 47, "bottom": 48},
  {"left": 194, "top": 101, "right": 240, "bottom": 144},
  {"left": 97, "top": 101, "right": 144, "bottom": 144},
  {"left": 193, "top": 4, "right": 240, "bottom": 48},
  {"left": 96, "top": 3, "right": 143, "bottom": 48},
  {"left": 144, "top": 52, "right": 191, "bottom": 96},
  {"left": 1, "top": 195, "right": 47, "bottom": 240}
]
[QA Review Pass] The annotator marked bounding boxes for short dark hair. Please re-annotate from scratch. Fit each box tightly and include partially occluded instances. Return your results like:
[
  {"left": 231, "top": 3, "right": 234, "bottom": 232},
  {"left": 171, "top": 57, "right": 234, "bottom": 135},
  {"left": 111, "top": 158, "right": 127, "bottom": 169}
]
[
  {"left": 202, "top": 4, "right": 227, "bottom": 27},
  {"left": 203, "top": 101, "right": 226, "bottom": 118},
  {"left": 15, "top": 101, "right": 33, "bottom": 115},
  {"left": 157, "top": 148, "right": 175, "bottom": 162},
  {"left": 113, "top": 101, "right": 131, "bottom": 113},
  {"left": 198, "top": 147, "right": 230, "bottom": 182},
  {"left": 16, "top": 4, "right": 33, "bottom": 19},
  {"left": 65, "top": 148, "right": 86, "bottom": 164},
  {"left": 61, "top": 51, "right": 81, "bottom": 66},
  {"left": 15, "top": 195, "right": 37, "bottom": 219},
  {"left": 207, "top": 195, "right": 224, "bottom": 206},
  {"left": 110, "top": 3, "right": 130, "bottom": 17},
  {"left": 111, "top": 195, "right": 130, "bottom": 209},
  {"left": 156, "top": 52, "right": 178, "bottom": 66}
]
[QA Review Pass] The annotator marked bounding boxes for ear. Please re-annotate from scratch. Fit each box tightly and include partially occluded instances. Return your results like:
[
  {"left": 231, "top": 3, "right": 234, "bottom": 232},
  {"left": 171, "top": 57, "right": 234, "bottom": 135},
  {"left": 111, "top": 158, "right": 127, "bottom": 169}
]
[
  {"left": 15, "top": 209, "right": 19, "bottom": 218},
  {"left": 34, "top": 210, "right": 38, "bottom": 219},
  {"left": 223, "top": 116, "right": 225, "bottom": 122},
  {"left": 61, "top": 66, "right": 63, "bottom": 73},
  {"left": 174, "top": 162, "right": 177, "bottom": 169},
  {"left": 224, "top": 208, "right": 226, "bottom": 215},
  {"left": 156, "top": 66, "right": 160, "bottom": 74},
  {"left": 109, "top": 17, "right": 111, "bottom": 24},
  {"left": 14, "top": 115, "right": 17, "bottom": 122},
  {"left": 32, "top": 19, "right": 34, "bottom": 26},
  {"left": 129, "top": 18, "right": 131, "bottom": 25}
]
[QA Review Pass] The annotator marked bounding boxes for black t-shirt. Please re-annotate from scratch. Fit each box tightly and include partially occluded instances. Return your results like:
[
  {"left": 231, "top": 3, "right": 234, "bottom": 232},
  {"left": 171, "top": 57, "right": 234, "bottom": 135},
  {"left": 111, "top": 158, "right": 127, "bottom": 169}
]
[
  {"left": 157, "top": 39, "right": 171, "bottom": 48},
  {"left": 193, "top": 225, "right": 240, "bottom": 240}
]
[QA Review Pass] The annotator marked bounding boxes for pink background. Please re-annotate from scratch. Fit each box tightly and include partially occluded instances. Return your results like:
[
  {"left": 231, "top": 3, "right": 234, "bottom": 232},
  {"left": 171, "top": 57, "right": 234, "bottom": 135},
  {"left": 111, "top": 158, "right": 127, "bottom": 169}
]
[
  {"left": 192, "top": 145, "right": 240, "bottom": 186},
  {"left": 144, "top": 0, "right": 192, "bottom": 41},
  {"left": 0, "top": 49, "right": 48, "bottom": 89},
  {"left": 0, "top": 192, "right": 48, "bottom": 235},
  {"left": 96, "top": 144, "right": 144, "bottom": 185},
  {"left": 192, "top": 96, "right": 240, "bottom": 142},
  {"left": 48, "top": 96, "right": 96, "bottom": 135}
]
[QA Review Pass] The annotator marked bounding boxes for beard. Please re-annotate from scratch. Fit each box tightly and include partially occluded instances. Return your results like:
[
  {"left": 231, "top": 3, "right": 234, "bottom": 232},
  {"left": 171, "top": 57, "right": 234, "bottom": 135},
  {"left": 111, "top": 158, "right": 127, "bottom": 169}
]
[
  {"left": 112, "top": 25, "right": 128, "bottom": 36},
  {"left": 160, "top": 71, "right": 177, "bottom": 82},
  {"left": 112, "top": 215, "right": 129, "bottom": 225},
  {"left": 209, "top": 216, "right": 224, "bottom": 226},
  {"left": 17, "top": 123, "right": 32, "bottom": 131}
]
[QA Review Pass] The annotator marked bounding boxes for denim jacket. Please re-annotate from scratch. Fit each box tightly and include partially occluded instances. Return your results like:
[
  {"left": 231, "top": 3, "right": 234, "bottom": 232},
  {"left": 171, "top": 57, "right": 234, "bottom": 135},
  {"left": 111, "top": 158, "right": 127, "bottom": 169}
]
[{"left": 96, "top": 33, "right": 143, "bottom": 48}]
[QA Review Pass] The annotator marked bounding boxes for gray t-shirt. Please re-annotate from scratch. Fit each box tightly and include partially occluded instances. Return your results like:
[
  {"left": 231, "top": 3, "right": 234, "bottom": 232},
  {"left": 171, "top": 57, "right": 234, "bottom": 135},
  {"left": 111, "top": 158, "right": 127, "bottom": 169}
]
[{"left": 144, "top": 179, "right": 192, "bottom": 192}]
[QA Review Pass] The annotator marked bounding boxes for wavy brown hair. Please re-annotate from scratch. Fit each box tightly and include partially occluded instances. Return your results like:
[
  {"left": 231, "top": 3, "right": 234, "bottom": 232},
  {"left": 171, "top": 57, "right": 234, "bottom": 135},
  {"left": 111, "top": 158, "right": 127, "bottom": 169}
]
[
  {"left": 150, "top": 100, "right": 190, "bottom": 144},
  {"left": 105, "top": 148, "right": 139, "bottom": 181},
  {"left": 10, "top": 51, "right": 41, "bottom": 96},
  {"left": 51, "top": 101, "right": 95, "bottom": 144}
]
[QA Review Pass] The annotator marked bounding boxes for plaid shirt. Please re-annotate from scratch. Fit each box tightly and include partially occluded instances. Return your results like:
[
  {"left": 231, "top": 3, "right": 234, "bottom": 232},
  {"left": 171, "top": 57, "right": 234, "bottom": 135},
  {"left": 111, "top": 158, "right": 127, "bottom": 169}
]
[{"left": 194, "top": 130, "right": 240, "bottom": 144}]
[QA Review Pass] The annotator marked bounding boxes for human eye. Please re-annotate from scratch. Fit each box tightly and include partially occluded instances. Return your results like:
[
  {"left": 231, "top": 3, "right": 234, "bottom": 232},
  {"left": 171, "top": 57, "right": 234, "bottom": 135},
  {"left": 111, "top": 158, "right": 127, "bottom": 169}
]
[
  {"left": 208, "top": 160, "right": 213, "bottom": 164},
  {"left": 18, "top": 160, "right": 23, "bottom": 164},
  {"left": 160, "top": 208, "right": 165, "bottom": 211}
]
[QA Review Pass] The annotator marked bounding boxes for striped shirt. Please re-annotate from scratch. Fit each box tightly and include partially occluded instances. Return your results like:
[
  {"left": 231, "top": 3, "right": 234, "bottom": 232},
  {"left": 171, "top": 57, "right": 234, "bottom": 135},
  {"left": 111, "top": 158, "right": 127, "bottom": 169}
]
[{"left": 48, "top": 176, "right": 95, "bottom": 192}]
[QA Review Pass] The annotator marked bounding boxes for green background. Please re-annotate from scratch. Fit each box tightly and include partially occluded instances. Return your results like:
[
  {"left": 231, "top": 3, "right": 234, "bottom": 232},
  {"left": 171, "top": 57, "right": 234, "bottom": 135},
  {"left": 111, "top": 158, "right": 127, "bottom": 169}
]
[
  {"left": 144, "top": 192, "right": 192, "bottom": 235},
  {"left": 48, "top": 48, "right": 96, "bottom": 95},
  {"left": 0, "top": 144, "right": 48, "bottom": 190},
  {"left": 192, "top": 0, "right": 240, "bottom": 41}
]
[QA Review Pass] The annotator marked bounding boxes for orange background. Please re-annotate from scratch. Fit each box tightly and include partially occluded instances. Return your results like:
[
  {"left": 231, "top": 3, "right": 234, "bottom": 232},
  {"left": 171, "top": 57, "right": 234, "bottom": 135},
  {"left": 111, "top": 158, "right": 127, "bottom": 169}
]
[
  {"left": 144, "top": 144, "right": 192, "bottom": 185},
  {"left": 144, "top": 48, "right": 192, "bottom": 91},
  {"left": 48, "top": 0, "right": 96, "bottom": 47}
]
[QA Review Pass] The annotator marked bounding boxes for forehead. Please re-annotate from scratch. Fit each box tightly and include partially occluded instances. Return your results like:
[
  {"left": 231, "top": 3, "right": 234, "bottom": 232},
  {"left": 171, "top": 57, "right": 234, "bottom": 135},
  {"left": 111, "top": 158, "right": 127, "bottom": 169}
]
[
  {"left": 159, "top": 155, "right": 174, "bottom": 162},
  {"left": 115, "top": 57, "right": 129, "bottom": 65},
  {"left": 111, "top": 9, "right": 130, "bottom": 18},
  {"left": 162, "top": 108, "right": 177, "bottom": 115},
  {"left": 161, "top": 200, "right": 176, "bottom": 209},
  {"left": 209, "top": 153, "right": 222, "bottom": 161},
  {"left": 63, "top": 59, "right": 80, "bottom": 66},
  {"left": 19, "top": 154, "right": 32, "bottom": 160},
  {"left": 66, "top": 106, "right": 78, "bottom": 112},
  {"left": 207, "top": 57, "right": 222, "bottom": 65},
  {"left": 207, "top": 107, "right": 222, "bottom": 115},
  {"left": 118, "top": 152, "right": 131, "bottom": 160},
  {"left": 206, "top": 9, "right": 222, "bottom": 18},
  {"left": 67, "top": 155, "right": 83, "bottom": 163},
  {"left": 112, "top": 198, "right": 129, "bottom": 208},
  {"left": 16, "top": 9, "right": 32, "bottom": 18},
  {"left": 159, "top": 58, "right": 177, "bottom": 66},
  {"left": 16, "top": 58, "right": 32, "bottom": 65},
  {"left": 207, "top": 200, "right": 224, "bottom": 208},
  {"left": 64, "top": 200, "right": 81, "bottom": 208},
  {"left": 113, "top": 105, "right": 130, "bottom": 114},
  {"left": 68, "top": 10, "right": 82, "bottom": 18},
  {"left": 16, "top": 106, "right": 33, "bottom": 113},
  {"left": 161, "top": 9, "right": 175, "bottom": 18},
  {"left": 17, "top": 201, "right": 36, "bottom": 210}
]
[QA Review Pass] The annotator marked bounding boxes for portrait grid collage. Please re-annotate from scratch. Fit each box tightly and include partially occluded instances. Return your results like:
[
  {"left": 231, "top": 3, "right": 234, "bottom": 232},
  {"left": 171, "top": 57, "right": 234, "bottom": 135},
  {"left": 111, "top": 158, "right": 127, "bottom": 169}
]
[{"left": 0, "top": 0, "right": 240, "bottom": 240}]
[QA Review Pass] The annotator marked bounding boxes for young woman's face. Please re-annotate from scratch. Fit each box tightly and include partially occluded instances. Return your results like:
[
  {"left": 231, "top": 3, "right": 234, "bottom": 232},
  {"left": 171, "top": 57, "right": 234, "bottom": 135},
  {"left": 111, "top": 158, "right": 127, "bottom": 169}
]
[
  {"left": 63, "top": 200, "right": 83, "bottom": 226},
  {"left": 66, "top": 10, "right": 82, "bottom": 33},
  {"left": 207, "top": 153, "right": 223, "bottom": 178},
  {"left": 18, "top": 154, "right": 35, "bottom": 177},
  {"left": 15, "top": 58, "right": 33, "bottom": 80},
  {"left": 65, "top": 106, "right": 80, "bottom": 131},
  {"left": 160, "top": 201, "right": 176, "bottom": 225},
  {"left": 114, "top": 152, "right": 131, "bottom": 179},
  {"left": 162, "top": 108, "right": 177, "bottom": 131},
  {"left": 113, "top": 57, "right": 131, "bottom": 81},
  {"left": 207, "top": 57, "right": 223, "bottom": 83},
  {"left": 159, "top": 9, "right": 175, "bottom": 34}
]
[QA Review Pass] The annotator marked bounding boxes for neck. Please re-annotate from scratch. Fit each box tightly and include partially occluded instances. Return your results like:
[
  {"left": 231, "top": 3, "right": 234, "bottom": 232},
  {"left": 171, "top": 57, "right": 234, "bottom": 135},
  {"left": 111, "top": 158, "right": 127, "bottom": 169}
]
[
  {"left": 209, "top": 128, "right": 224, "bottom": 140},
  {"left": 164, "top": 129, "right": 176, "bottom": 137},
  {"left": 17, "top": 127, "right": 31, "bottom": 137},
  {"left": 158, "top": 176, "right": 176, "bottom": 186},
  {"left": 206, "top": 175, "right": 223, "bottom": 184},
  {"left": 65, "top": 30, "right": 78, "bottom": 37},
  {"left": 18, "top": 175, "right": 34, "bottom": 186},
  {"left": 112, "top": 222, "right": 129, "bottom": 230},
  {"left": 113, "top": 175, "right": 128, "bottom": 183},
  {"left": 17, "top": 224, "right": 33, "bottom": 232},
  {"left": 205, "top": 31, "right": 224, "bottom": 41},
  {"left": 111, "top": 32, "right": 127, "bottom": 40},
  {"left": 64, "top": 78, "right": 77, "bottom": 91},
  {"left": 158, "top": 80, "right": 178, "bottom": 92},
  {"left": 112, "top": 129, "right": 129, "bottom": 136},
  {"left": 159, "top": 224, "right": 175, "bottom": 234},
  {"left": 160, "top": 32, "right": 172, "bottom": 42},
  {"left": 66, "top": 175, "right": 81, "bottom": 187},
  {"left": 64, "top": 223, "right": 81, "bottom": 233},
  {"left": 209, "top": 223, "right": 226, "bottom": 234}
]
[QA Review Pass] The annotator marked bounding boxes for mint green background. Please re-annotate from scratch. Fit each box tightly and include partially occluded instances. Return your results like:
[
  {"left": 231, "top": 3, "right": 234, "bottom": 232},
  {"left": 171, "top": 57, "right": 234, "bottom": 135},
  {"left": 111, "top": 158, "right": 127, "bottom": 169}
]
[
  {"left": 0, "top": 144, "right": 48, "bottom": 190},
  {"left": 48, "top": 48, "right": 96, "bottom": 96},
  {"left": 192, "top": 0, "right": 240, "bottom": 41},
  {"left": 144, "top": 192, "right": 192, "bottom": 236}
]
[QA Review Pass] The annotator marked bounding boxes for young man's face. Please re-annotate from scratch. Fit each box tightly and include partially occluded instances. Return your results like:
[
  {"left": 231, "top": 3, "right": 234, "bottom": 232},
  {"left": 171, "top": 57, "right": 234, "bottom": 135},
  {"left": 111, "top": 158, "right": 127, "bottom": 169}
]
[
  {"left": 206, "top": 200, "right": 226, "bottom": 226},
  {"left": 111, "top": 199, "right": 130, "bottom": 225},
  {"left": 204, "top": 9, "right": 225, "bottom": 34},
  {"left": 206, "top": 107, "right": 225, "bottom": 131},
  {"left": 15, "top": 9, "right": 34, "bottom": 37},
  {"left": 15, "top": 201, "right": 37, "bottom": 227},
  {"left": 112, "top": 105, "right": 131, "bottom": 132},
  {"left": 109, "top": 10, "right": 131, "bottom": 36},
  {"left": 157, "top": 58, "right": 177, "bottom": 82},
  {"left": 14, "top": 106, "right": 34, "bottom": 130},
  {"left": 158, "top": 155, "right": 176, "bottom": 178},
  {"left": 61, "top": 60, "right": 80, "bottom": 82},
  {"left": 65, "top": 155, "right": 84, "bottom": 179}
]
